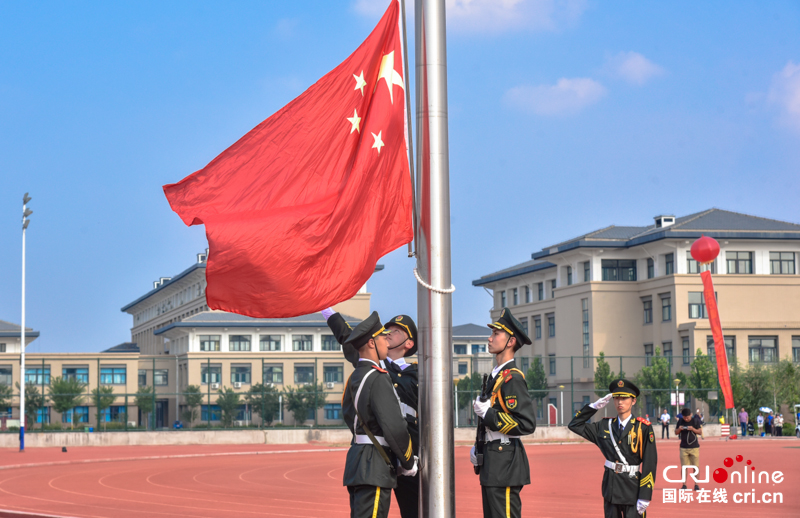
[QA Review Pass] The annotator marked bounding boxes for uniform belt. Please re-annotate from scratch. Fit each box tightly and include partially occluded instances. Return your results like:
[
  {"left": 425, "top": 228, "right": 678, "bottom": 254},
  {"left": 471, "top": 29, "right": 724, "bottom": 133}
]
[
  {"left": 400, "top": 403, "right": 417, "bottom": 418},
  {"left": 355, "top": 434, "right": 389, "bottom": 447},
  {"left": 604, "top": 460, "right": 640, "bottom": 475},
  {"left": 485, "top": 430, "right": 511, "bottom": 443}
]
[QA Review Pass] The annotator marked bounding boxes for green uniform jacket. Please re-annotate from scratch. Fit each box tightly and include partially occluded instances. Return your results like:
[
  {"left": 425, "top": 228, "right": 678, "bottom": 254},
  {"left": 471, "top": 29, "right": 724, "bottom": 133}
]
[
  {"left": 480, "top": 360, "right": 537, "bottom": 487},
  {"left": 342, "top": 361, "right": 415, "bottom": 488},
  {"left": 568, "top": 405, "right": 658, "bottom": 504},
  {"left": 328, "top": 312, "right": 420, "bottom": 455}
]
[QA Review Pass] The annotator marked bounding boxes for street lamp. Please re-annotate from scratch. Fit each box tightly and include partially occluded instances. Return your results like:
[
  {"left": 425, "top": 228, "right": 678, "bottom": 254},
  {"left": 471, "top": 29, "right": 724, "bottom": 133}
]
[
  {"left": 673, "top": 378, "right": 681, "bottom": 427},
  {"left": 558, "top": 385, "right": 565, "bottom": 426},
  {"left": 20, "top": 193, "right": 32, "bottom": 452}
]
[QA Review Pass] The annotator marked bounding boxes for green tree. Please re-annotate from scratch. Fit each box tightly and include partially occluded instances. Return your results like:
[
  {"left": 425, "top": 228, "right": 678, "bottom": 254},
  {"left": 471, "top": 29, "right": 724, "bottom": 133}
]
[
  {"left": 135, "top": 386, "right": 155, "bottom": 429},
  {"left": 15, "top": 382, "right": 45, "bottom": 429},
  {"left": 216, "top": 387, "right": 241, "bottom": 427},
  {"left": 687, "top": 349, "right": 719, "bottom": 415},
  {"left": 0, "top": 382, "right": 13, "bottom": 410},
  {"left": 634, "top": 348, "right": 686, "bottom": 414},
  {"left": 593, "top": 352, "right": 626, "bottom": 397},
  {"left": 737, "top": 362, "right": 771, "bottom": 421},
  {"left": 284, "top": 383, "right": 326, "bottom": 426},
  {"left": 244, "top": 383, "right": 280, "bottom": 427},
  {"left": 182, "top": 385, "right": 204, "bottom": 428},
  {"left": 48, "top": 376, "right": 87, "bottom": 430},
  {"left": 526, "top": 357, "right": 549, "bottom": 416},
  {"left": 456, "top": 373, "right": 483, "bottom": 426},
  {"left": 91, "top": 386, "right": 116, "bottom": 431},
  {"left": 776, "top": 359, "right": 800, "bottom": 413}
]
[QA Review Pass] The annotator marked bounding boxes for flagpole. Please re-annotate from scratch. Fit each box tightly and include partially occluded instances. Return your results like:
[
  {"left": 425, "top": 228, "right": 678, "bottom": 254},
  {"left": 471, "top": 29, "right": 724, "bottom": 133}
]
[
  {"left": 415, "top": 1, "right": 455, "bottom": 517},
  {"left": 399, "top": 0, "right": 417, "bottom": 258}
]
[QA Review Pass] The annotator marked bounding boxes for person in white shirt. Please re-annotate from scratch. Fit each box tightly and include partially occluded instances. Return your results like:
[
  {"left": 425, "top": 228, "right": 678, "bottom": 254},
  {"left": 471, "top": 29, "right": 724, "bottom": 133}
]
[{"left": 660, "top": 409, "right": 671, "bottom": 439}]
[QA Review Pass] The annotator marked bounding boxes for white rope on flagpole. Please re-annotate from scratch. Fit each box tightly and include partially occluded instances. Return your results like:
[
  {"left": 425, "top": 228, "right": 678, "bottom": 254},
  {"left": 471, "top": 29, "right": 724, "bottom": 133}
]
[{"left": 413, "top": 268, "right": 455, "bottom": 294}]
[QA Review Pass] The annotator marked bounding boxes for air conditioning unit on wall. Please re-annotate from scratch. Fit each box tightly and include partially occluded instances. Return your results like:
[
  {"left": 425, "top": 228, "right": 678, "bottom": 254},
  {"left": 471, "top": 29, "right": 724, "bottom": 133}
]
[
  {"left": 211, "top": 383, "right": 220, "bottom": 389},
  {"left": 233, "top": 382, "right": 242, "bottom": 389},
  {"left": 325, "top": 382, "right": 335, "bottom": 389}
]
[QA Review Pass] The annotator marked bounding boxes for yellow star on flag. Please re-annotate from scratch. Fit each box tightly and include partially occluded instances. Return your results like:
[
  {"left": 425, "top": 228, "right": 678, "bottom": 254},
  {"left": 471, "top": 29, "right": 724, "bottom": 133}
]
[
  {"left": 371, "top": 131, "right": 384, "bottom": 154},
  {"left": 347, "top": 109, "right": 361, "bottom": 134},
  {"left": 353, "top": 71, "right": 367, "bottom": 96},
  {"left": 376, "top": 51, "right": 404, "bottom": 104}
]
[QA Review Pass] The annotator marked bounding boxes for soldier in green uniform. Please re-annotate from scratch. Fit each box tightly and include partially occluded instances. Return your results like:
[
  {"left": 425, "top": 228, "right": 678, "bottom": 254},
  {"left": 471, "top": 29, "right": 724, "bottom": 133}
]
[
  {"left": 471, "top": 307, "right": 537, "bottom": 518},
  {"left": 339, "top": 311, "right": 418, "bottom": 518},
  {"left": 568, "top": 379, "right": 657, "bottom": 517},
  {"left": 324, "top": 309, "right": 420, "bottom": 518}
]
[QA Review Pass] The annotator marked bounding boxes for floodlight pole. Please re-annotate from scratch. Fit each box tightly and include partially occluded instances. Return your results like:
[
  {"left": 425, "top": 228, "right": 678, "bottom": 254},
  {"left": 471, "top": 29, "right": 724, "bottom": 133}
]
[{"left": 20, "top": 193, "right": 32, "bottom": 452}]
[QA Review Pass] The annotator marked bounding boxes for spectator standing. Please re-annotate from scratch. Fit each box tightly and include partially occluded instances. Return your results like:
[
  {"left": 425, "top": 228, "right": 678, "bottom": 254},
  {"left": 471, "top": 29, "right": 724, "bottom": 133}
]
[
  {"left": 695, "top": 409, "right": 704, "bottom": 425},
  {"left": 757, "top": 413, "right": 764, "bottom": 436},
  {"left": 774, "top": 414, "right": 783, "bottom": 437},
  {"left": 675, "top": 408, "right": 703, "bottom": 490},
  {"left": 766, "top": 413, "right": 774, "bottom": 436},
  {"left": 660, "top": 409, "right": 671, "bottom": 439},
  {"left": 738, "top": 408, "right": 748, "bottom": 438}
]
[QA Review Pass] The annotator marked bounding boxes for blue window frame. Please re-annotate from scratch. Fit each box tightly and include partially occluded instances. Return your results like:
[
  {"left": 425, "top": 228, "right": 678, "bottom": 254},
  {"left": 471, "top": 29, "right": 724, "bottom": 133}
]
[
  {"left": 63, "top": 367, "right": 89, "bottom": 383},
  {"left": 454, "top": 344, "right": 467, "bottom": 355},
  {"left": 62, "top": 406, "right": 89, "bottom": 423},
  {"left": 325, "top": 403, "right": 342, "bottom": 420},
  {"left": 100, "top": 367, "right": 126, "bottom": 385},
  {"left": 201, "top": 405, "right": 221, "bottom": 421},
  {"left": 471, "top": 344, "right": 486, "bottom": 354},
  {"left": 25, "top": 367, "right": 50, "bottom": 385},
  {"left": 100, "top": 406, "right": 126, "bottom": 423},
  {"left": 235, "top": 404, "right": 251, "bottom": 421},
  {"left": 36, "top": 407, "right": 50, "bottom": 424}
]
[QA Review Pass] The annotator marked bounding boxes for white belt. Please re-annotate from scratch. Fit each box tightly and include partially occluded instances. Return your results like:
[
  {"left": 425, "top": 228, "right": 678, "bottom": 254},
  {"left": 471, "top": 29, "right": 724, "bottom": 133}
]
[
  {"left": 485, "top": 430, "right": 511, "bottom": 444},
  {"left": 400, "top": 403, "right": 417, "bottom": 418},
  {"left": 355, "top": 434, "right": 389, "bottom": 447},
  {"left": 604, "top": 460, "right": 639, "bottom": 475}
]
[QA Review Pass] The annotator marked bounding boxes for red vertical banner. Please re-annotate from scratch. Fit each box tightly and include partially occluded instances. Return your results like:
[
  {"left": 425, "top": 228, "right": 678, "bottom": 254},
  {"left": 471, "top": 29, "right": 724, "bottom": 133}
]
[{"left": 700, "top": 270, "right": 734, "bottom": 409}]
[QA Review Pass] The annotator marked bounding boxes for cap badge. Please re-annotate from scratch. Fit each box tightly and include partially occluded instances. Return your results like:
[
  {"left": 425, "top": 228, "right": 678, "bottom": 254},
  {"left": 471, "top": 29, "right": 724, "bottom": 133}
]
[
  {"left": 501, "top": 309, "right": 506, "bottom": 317},
  {"left": 617, "top": 380, "right": 624, "bottom": 387},
  {"left": 396, "top": 316, "right": 403, "bottom": 321}
]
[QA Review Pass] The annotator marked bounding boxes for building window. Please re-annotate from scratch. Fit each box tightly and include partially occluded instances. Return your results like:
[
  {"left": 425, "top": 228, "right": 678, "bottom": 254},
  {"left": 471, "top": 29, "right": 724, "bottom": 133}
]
[
  {"left": 661, "top": 296, "right": 671, "bottom": 321},
  {"left": 229, "top": 335, "right": 251, "bottom": 352},
  {"left": 63, "top": 367, "right": 89, "bottom": 383},
  {"left": 518, "top": 317, "right": 528, "bottom": 336},
  {"left": 524, "top": 286, "right": 531, "bottom": 303},
  {"left": 231, "top": 365, "right": 251, "bottom": 384},
  {"left": 292, "top": 335, "right": 313, "bottom": 352},
  {"left": 0, "top": 367, "right": 11, "bottom": 386},
  {"left": 201, "top": 405, "right": 221, "bottom": 421},
  {"left": 770, "top": 252, "right": 795, "bottom": 274},
  {"left": 534, "top": 318, "right": 542, "bottom": 340},
  {"left": 100, "top": 406, "right": 125, "bottom": 423},
  {"left": 25, "top": 367, "right": 50, "bottom": 385},
  {"left": 567, "top": 266, "right": 573, "bottom": 286},
  {"left": 324, "top": 403, "right": 342, "bottom": 420},
  {"left": 199, "top": 335, "right": 221, "bottom": 352},
  {"left": 458, "top": 363, "right": 468, "bottom": 375},
  {"left": 687, "top": 258, "right": 716, "bottom": 274},
  {"left": 323, "top": 365, "right": 343, "bottom": 383},
  {"left": 472, "top": 344, "right": 486, "bottom": 354},
  {"left": 793, "top": 337, "right": 800, "bottom": 363},
  {"left": 201, "top": 365, "right": 222, "bottom": 384},
  {"left": 548, "top": 354, "right": 556, "bottom": 375},
  {"left": 644, "top": 344, "right": 653, "bottom": 366},
  {"left": 154, "top": 369, "right": 169, "bottom": 386},
  {"left": 138, "top": 370, "right": 147, "bottom": 386},
  {"left": 665, "top": 253, "right": 674, "bottom": 275},
  {"left": 454, "top": 344, "right": 467, "bottom": 355},
  {"left": 647, "top": 258, "right": 654, "bottom": 279},
  {"left": 520, "top": 357, "right": 530, "bottom": 372},
  {"left": 582, "top": 299, "right": 590, "bottom": 368},
  {"left": 584, "top": 261, "right": 591, "bottom": 282},
  {"left": 62, "top": 406, "right": 89, "bottom": 424},
  {"left": 512, "top": 288, "right": 519, "bottom": 305},
  {"left": 294, "top": 365, "right": 315, "bottom": 384},
  {"left": 748, "top": 336, "right": 778, "bottom": 364},
  {"left": 321, "top": 335, "right": 340, "bottom": 351},
  {"left": 663, "top": 341, "right": 673, "bottom": 366},
  {"left": 550, "top": 279, "right": 557, "bottom": 298},
  {"left": 601, "top": 260, "right": 637, "bottom": 281},
  {"left": 235, "top": 404, "right": 252, "bottom": 421},
  {"left": 726, "top": 251, "right": 753, "bottom": 274},
  {"left": 263, "top": 365, "right": 283, "bottom": 384},
  {"left": 688, "top": 292, "right": 711, "bottom": 319},
  {"left": 36, "top": 407, "right": 51, "bottom": 424},
  {"left": 0, "top": 344, "right": 5, "bottom": 353},
  {"left": 500, "top": 291, "right": 507, "bottom": 307},
  {"left": 538, "top": 283, "right": 544, "bottom": 301},
  {"left": 682, "top": 339, "right": 690, "bottom": 365},
  {"left": 260, "top": 335, "right": 282, "bottom": 352},
  {"left": 643, "top": 300, "right": 652, "bottom": 324},
  {"left": 548, "top": 315, "right": 555, "bottom": 337},
  {"left": 100, "top": 367, "right": 126, "bottom": 385}
]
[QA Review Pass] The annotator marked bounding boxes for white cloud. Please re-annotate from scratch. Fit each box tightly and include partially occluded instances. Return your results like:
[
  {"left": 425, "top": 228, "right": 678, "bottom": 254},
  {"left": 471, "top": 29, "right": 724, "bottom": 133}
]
[
  {"left": 606, "top": 51, "right": 664, "bottom": 86},
  {"left": 352, "top": 0, "right": 587, "bottom": 34},
  {"left": 767, "top": 61, "right": 800, "bottom": 130},
  {"left": 504, "top": 78, "right": 606, "bottom": 115}
]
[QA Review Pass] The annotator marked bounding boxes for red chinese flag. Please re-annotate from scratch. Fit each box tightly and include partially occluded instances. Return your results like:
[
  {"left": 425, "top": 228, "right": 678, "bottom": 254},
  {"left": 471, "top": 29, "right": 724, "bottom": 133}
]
[{"left": 163, "top": 1, "right": 411, "bottom": 318}]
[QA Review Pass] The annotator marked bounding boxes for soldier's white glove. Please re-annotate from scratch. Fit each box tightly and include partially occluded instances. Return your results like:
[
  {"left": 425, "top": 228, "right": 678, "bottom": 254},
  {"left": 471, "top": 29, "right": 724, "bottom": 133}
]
[
  {"left": 398, "top": 456, "right": 418, "bottom": 477},
  {"left": 590, "top": 393, "right": 613, "bottom": 410},
  {"left": 473, "top": 397, "right": 491, "bottom": 419},
  {"left": 636, "top": 499, "right": 649, "bottom": 515},
  {"left": 470, "top": 446, "right": 478, "bottom": 466},
  {"left": 321, "top": 307, "right": 336, "bottom": 321}
]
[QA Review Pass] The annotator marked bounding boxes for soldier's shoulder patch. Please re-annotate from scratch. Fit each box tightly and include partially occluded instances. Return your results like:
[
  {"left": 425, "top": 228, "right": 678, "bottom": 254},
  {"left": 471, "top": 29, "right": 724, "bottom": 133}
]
[
  {"left": 371, "top": 365, "right": 387, "bottom": 373},
  {"left": 505, "top": 395, "right": 518, "bottom": 409},
  {"left": 502, "top": 369, "right": 514, "bottom": 383},
  {"left": 637, "top": 417, "right": 651, "bottom": 426},
  {"left": 649, "top": 431, "right": 654, "bottom": 443}
]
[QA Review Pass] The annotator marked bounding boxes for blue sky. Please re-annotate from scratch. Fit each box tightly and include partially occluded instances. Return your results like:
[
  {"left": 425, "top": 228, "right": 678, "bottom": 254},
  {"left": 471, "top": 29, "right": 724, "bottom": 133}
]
[{"left": 2, "top": 0, "right": 799, "bottom": 353}]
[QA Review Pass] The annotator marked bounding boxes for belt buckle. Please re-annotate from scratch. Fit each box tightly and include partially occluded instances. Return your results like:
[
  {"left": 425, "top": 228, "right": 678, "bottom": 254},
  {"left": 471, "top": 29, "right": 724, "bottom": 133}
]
[{"left": 614, "top": 463, "right": 624, "bottom": 474}]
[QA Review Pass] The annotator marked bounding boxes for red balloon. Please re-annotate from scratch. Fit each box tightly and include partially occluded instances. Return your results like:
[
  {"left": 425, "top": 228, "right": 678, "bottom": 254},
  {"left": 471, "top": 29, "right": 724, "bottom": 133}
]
[{"left": 691, "top": 235, "right": 720, "bottom": 264}]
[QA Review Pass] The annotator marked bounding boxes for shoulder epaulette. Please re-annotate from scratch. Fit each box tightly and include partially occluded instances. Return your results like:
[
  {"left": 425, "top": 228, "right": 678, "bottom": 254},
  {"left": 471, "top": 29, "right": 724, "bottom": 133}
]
[
  {"left": 636, "top": 417, "right": 651, "bottom": 426},
  {"left": 372, "top": 365, "right": 387, "bottom": 373}
]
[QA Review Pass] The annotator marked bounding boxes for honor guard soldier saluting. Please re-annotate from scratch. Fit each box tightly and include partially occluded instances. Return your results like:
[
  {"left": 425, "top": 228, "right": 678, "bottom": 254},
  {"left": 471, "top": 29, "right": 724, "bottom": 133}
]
[
  {"left": 568, "top": 379, "right": 658, "bottom": 517},
  {"left": 471, "top": 307, "right": 536, "bottom": 518},
  {"left": 324, "top": 308, "right": 420, "bottom": 518},
  {"left": 338, "top": 311, "right": 418, "bottom": 518}
]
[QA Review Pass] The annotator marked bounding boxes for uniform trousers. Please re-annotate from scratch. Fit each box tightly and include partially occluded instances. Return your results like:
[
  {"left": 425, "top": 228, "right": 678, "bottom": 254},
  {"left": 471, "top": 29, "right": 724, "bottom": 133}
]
[
  {"left": 394, "top": 472, "right": 419, "bottom": 518},
  {"left": 348, "top": 485, "right": 392, "bottom": 518},
  {"left": 481, "top": 485, "right": 522, "bottom": 518},
  {"left": 604, "top": 501, "right": 643, "bottom": 518}
]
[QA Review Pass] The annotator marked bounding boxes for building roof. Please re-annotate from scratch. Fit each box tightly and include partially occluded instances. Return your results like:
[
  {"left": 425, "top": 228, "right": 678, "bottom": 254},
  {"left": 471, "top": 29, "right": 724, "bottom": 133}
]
[
  {"left": 102, "top": 342, "right": 139, "bottom": 353},
  {"left": 474, "top": 208, "right": 800, "bottom": 286},
  {"left": 0, "top": 319, "right": 40, "bottom": 338},
  {"left": 453, "top": 324, "right": 491, "bottom": 340},
  {"left": 153, "top": 311, "right": 362, "bottom": 335}
]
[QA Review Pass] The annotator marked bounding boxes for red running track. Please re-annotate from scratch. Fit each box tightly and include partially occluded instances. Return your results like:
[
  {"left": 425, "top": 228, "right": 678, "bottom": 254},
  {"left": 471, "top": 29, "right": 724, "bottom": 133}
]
[{"left": 0, "top": 438, "right": 797, "bottom": 517}]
